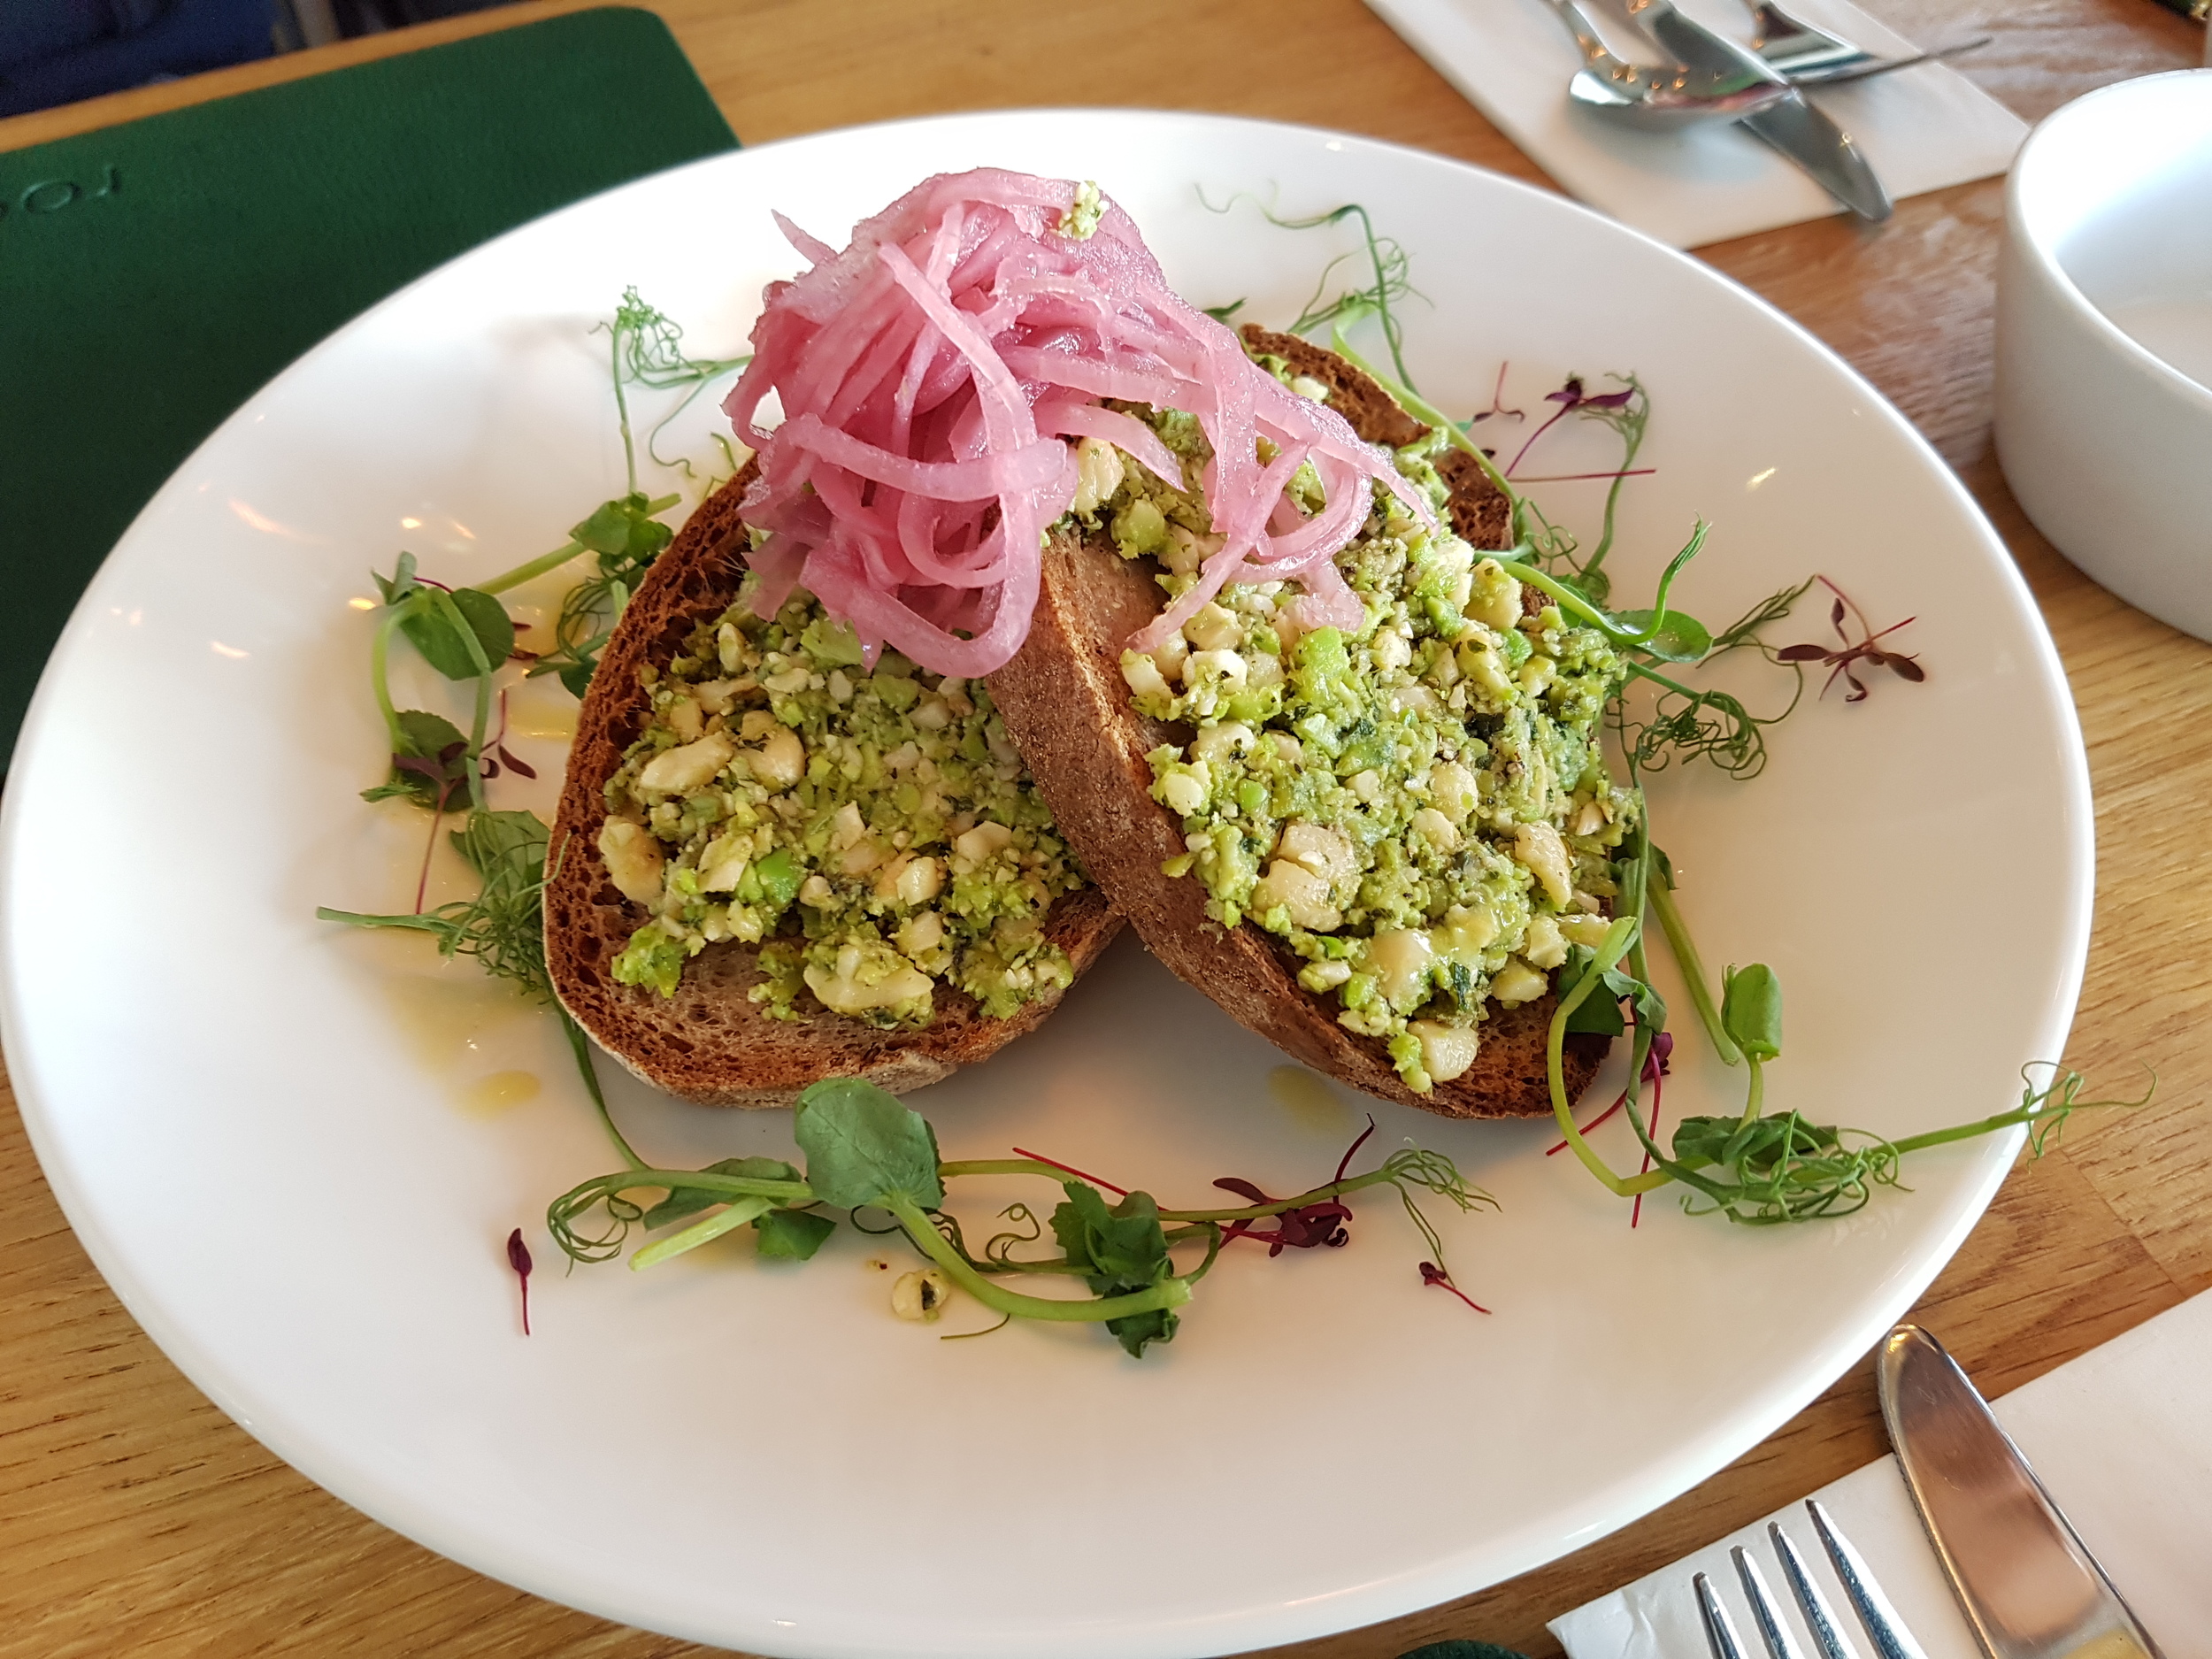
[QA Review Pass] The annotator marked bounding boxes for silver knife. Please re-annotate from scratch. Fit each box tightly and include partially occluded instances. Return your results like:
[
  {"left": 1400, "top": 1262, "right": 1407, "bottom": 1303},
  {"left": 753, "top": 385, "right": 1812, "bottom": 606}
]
[
  {"left": 1878, "top": 1325, "right": 2167, "bottom": 1659},
  {"left": 1617, "top": 0, "right": 1892, "bottom": 220}
]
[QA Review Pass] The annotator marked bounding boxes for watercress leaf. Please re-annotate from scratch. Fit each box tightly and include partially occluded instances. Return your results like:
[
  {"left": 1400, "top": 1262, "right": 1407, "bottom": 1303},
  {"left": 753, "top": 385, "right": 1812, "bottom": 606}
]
[
  {"left": 1563, "top": 985, "right": 1626, "bottom": 1038},
  {"left": 557, "top": 659, "right": 597, "bottom": 698},
  {"left": 449, "top": 807, "right": 549, "bottom": 883},
  {"left": 1106, "top": 1304, "right": 1179, "bottom": 1357},
  {"left": 400, "top": 587, "right": 515, "bottom": 681},
  {"left": 1721, "top": 964, "right": 1783, "bottom": 1061},
  {"left": 1617, "top": 608, "right": 1713, "bottom": 664},
  {"left": 1050, "top": 1182, "right": 1172, "bottom": 1296},
  {"left": 572, "top": 494, "right": 675, "bottom": 569},
  {"left": 640, "top": 1156, "right": 802, "bottom": 1231},
  {"left": 792, "top": 1078, "right": 944, "bottom": 1209},
  {"left": 396, "top": 708, "right": 467, "bottom": 761},
  {"left": 373, "top": 552, "right": 419, "bottom": 606},
  {"left": 1556, "top": 949, "right": 1639, "bottom": 1037},
  {"left": 1671, "top": 1115, "right": 1738, "bottom": 1166},
  {"left": 754, "top": 1207, "right": 836, "bottom": 1261},
  {"left": 363, "top": 710, "right": 472, "bottom": 807}
]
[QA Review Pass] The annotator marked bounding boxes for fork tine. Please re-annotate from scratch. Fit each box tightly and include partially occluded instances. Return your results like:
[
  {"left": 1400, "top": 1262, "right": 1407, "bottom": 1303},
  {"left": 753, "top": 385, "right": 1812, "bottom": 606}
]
[
  {"left": 1696, "top": 1571, "right": 1750, "bottom": 1659},
  {"left": 1731, "top": 1545, "right": 1809, "bottom": 1659},
  {"left": 1805, "top": 1501, "right": 1932, "bottom": 1659},
  {"left": 1769, "top": 1523, "right": 1861, "bottom": 1659}
]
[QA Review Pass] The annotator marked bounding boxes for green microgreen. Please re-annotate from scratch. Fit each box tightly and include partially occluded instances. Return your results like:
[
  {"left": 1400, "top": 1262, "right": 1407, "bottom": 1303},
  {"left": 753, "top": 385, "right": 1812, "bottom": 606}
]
[{"left": 544, "top": 1080, "right": 1498, "bottom": 1357}]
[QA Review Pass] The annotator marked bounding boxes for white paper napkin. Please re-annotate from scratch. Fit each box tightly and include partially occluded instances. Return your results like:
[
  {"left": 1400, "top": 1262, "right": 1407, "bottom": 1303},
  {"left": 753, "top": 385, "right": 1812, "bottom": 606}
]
[
  {"left": 1549, "top": 1287, "right": 2212, "bottom": 1658},
  {"left": 1363, "top": 0, "right": 2028, "bottom": 246}
]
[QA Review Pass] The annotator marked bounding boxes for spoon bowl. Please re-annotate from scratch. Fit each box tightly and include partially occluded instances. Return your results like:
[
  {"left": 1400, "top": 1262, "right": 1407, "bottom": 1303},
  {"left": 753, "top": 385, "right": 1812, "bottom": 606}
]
[
  {"left": 1548, "top": 0, "right": 1793, "bottom": 130},
  {"left": 1566, "top": 63, "right": 1792, "bottom": 129}
]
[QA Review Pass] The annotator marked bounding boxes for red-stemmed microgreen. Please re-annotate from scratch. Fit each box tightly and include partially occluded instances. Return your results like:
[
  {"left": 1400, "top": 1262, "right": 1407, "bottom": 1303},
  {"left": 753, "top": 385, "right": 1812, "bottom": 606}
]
[
  {"left": 1505, "top": 376, "right": 1636, "bottom": 478},
  {"left": 1465, "top": 362, "right": 1525, "bottom": 426},
  {"left": 1775, "top": 575, "right": 1925, "bottom": 702},
  {"left": 1419, "top": 1260, "right": 1490, "bottom": 1314},
  {"left": 1009, "top": 1146, "right": 1130, "bottom": 1196},
  {"left": 506, "top": 1228, "right": 534, "bottom": 1335}
]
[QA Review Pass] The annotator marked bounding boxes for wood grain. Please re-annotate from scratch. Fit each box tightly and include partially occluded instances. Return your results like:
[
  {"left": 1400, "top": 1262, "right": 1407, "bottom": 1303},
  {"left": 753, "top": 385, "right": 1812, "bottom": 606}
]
[{"left": 2, "top": 3, "right": 2207, "bottom": 1655}]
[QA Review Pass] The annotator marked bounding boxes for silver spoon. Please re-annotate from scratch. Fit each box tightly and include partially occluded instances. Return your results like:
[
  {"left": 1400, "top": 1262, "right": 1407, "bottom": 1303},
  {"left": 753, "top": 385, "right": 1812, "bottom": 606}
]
[{"left": 1548, "top": 0, "right": 1791, "bottom": 129}]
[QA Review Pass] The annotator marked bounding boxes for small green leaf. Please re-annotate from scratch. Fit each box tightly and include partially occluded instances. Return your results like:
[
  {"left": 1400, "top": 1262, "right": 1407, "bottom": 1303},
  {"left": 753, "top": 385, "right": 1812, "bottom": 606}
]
[
  {"left": 373, "top": 552, "right": 419, "bottom": 606},
  {"left": 557, "top": 659, "right": 596, "bottom": 698},
  {"left": 361, "top": 710, "right": 470, "bottom": 808},
  {"left": 449, "top": 808, "right": 548, "bottom": 883},
  {"left": 1617, "top": 608, "right": 1713, "bottom": 664},
  {"left": 1050, "top": 1182, "right": 1179, "bottom": 1356},
  {"left": 792, "top": 1078, "right": 944, "bottom": 1210},
  {"left": 754, "top": 1207, "right": 836, "bottom": 1261},
  {"left": 572, "top": 494, "right": 676, "bottom": 568},
  {"left": 1721, "top": 964, "right": 1783, "bottom": 1061},
  {"left": 400, "top": 587, "right": 514, "bottom": 681}
]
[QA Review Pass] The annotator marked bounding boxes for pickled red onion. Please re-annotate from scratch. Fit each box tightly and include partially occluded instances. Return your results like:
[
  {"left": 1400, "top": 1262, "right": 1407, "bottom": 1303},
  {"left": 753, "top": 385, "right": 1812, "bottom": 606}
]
[{"left": 724, "top": 168, "right": 1435, "bottom": 675}]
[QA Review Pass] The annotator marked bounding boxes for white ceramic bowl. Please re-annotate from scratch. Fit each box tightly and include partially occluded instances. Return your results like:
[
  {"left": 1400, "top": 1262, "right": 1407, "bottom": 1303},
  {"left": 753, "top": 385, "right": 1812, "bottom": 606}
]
[{"left": 1996, "top": 69, "right": 2212, "bottom": 640}]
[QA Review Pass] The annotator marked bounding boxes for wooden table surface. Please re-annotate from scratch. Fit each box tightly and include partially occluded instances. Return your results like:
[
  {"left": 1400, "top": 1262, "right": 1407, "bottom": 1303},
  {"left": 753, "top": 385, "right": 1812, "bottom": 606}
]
[{"left": 4, "top": 3, "right": 2207, "bottom": 1655}]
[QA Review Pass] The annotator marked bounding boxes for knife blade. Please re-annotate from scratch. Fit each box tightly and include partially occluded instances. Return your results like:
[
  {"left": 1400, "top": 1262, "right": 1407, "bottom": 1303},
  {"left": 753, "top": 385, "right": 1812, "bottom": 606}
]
[
  {"left": 1618, "top": 0, "right": 1892, "bottom": 220},
  {"left": 1878, "top": 1325, "right": 2167, "bottom": 1659}
]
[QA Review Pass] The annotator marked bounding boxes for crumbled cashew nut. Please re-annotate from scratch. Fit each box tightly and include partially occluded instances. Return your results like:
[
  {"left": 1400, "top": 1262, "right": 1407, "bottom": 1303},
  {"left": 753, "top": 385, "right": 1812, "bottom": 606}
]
[
  {"left": 696, "top": 833, "right": 751, "bottom": 895},
  {"left": 1068, "top": 437, "right": 1127, "bottom": 516},
  {"left": 1464, "top": 558, "right": 1524, "bottom": 631},
  {"left": 1491, "top": 958, "right": 1549, "bottom": 1007},
  {"left": 1410, "top": 807, "right": 1461, "bottom": 852},
  {"left": 637, "top": 732, "right": 736, "bottom": 795},
  {"left": 749, "top": 726, "right": 806, "bottom": 789},
  {"left": 896, "top": 910, "right": 945, "bottom": 956},
  {"left": 1183, "top": 649, "right": 1247, "bottom": 692},
  {"left": 1558, "top": 913, "right": 1613, "bottom": 949},
  {"left": 1159, "top": 765, "right": 1210, "bottom": 817},
  {"left": 891, "top": 1267, "right": 951, "bottom": 1322},
  {"left": 1409, "top": 1019, "right": 1480, "bottom": 1084},
  {"left": 1183, "top": 602, "right": 1242, "bottom": 652},
  {"left": 1425, "top": 760, "right": 1478, "bottom": 825},
  {"left": 874, "top": 853, "right": 945, "bottom": 906},
  {"left": 805, "top": 949, "right": 932, "bottom": 1014},
  {"left": 1512, "top": 821, "right": 1575, "bottom": 908},
  {"left": 1191, "top": 721, "right": 1256, "bottom": 765},
  {"left": 1367, "top": 927, "right": 1435, "bottom": 1007},
  {"left": 952, "top": 821, "right": 1012, "bottom": 863},
  {"left": 1277, "top": 822, "right": 1357, "bottom": 891},
  {"left": 1250, "top": 858, "right": 1341, "bottom": 931},
  {"left": 597, "top": 818, "right": 665, "bottom": 905},
  {"left": 1521, "top": 914, "right": 1568, "bottom": 971}
]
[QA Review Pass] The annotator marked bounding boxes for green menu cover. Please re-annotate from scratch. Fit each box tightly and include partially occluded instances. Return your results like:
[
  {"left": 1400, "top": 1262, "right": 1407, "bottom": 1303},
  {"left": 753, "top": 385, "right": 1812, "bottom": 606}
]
[{"left": 0, "top": 6, "right": 738, "bottom": 768}]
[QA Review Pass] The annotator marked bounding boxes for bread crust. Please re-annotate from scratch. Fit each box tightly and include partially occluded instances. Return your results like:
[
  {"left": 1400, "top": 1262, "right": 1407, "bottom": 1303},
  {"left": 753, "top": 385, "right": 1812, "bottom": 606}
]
[
  {"left": 985, "top": 328, "right": 1608, "bottom": 1118},
  {"left": 544, "top": 464, "right": 1121, "bottom": 1108}
]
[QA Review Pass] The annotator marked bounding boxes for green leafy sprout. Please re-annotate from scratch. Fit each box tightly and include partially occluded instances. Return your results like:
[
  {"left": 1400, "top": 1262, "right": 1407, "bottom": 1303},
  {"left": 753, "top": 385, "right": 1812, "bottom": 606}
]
[
  {"left": 1257, "top": 204, "right": 2144, "bottom": 1223},
  {"left": 547, "top": 1078, "right": 1494, "bottom": 1357},
  {"left": 321, "top": 291, "right": 749, "bottom": 1159}
]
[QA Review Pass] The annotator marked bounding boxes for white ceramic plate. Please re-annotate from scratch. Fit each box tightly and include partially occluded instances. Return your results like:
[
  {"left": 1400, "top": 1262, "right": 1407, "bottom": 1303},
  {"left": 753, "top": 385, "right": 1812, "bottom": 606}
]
[{"left": 0, "top": 111, "right": 2087, "bottom": 1658}]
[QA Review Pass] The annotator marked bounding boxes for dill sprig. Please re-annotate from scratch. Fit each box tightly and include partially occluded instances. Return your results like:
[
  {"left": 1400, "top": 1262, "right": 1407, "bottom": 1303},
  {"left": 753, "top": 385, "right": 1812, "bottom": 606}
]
[{"left": 317, "top": 808, "right": 551, "bottom": 999}]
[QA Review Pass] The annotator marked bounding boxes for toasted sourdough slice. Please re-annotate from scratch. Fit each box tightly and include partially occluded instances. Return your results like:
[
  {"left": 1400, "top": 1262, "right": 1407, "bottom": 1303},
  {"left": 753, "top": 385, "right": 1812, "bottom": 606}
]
[
  {"left": 546, "top": 462, "right": 1122, "bottom": 1108},
  {"left": 987, "top": 327, "right": 1608, "bottom": 1119}
]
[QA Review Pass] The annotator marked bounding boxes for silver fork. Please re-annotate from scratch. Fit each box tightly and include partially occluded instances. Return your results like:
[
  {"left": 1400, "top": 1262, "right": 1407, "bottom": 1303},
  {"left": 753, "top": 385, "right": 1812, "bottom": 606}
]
[
  {"left": 1746, "top": 0, "right": 1992, "bottom": 86},
  {"left": 1694, "top": 1500, "right": 1931, "bottom": 1659}
]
